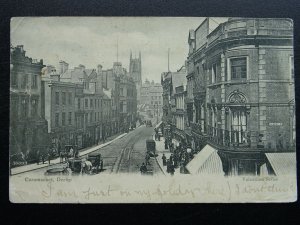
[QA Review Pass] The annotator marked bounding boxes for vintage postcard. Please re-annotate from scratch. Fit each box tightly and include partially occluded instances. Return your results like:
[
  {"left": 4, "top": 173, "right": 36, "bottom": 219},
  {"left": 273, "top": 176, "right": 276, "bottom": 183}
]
[{"left": 9, "top": 17, "right": 296, "bottom": 203}]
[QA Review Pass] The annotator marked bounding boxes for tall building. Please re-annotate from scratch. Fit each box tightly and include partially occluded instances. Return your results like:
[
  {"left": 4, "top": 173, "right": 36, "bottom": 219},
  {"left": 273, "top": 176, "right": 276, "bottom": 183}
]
[
  {"left": 140, "top": 79, "right": 163, "bottom": 122},
  {"left": 42, "top": 62, "right": 109, "bottom": 150},
  {"left": 161, "top": 66, "right": 187, "bottom": 148},
  {"left": 129, "top": 51, "right": 142, "bottom": 104},
  {"left": 186, "top": 18, "right": 295, "bottom": 176},
  {"left": 10, "top": 45, "right": 48, "bottom": 158},
  {"left": 103, "top": 61, "right": 137, "bottom": 132}
]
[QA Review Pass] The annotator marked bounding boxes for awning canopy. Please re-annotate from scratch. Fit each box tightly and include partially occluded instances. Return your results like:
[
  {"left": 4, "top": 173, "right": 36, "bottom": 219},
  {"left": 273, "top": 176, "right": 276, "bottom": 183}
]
[
  {"left": 186, "top": 144, "right": 224, "bottom": 176},
  {"left": 265, "top": 152, "right": 296, "bottom": 176},
  {"left": 155, "top": 121, "right": 162, "bottom": 129}
]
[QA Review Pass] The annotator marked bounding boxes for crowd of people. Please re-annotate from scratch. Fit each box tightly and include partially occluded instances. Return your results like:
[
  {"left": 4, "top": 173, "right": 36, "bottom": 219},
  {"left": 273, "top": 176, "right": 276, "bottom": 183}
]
[{"left": 162, "top": 142, "right": 194, "bottom": 175}]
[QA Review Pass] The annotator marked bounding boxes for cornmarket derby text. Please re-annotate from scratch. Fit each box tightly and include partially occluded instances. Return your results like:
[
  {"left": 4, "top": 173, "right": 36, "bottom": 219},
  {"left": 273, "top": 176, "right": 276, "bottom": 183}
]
[{"left": 25, "top": 177, "right": 72, "bottom": 183}]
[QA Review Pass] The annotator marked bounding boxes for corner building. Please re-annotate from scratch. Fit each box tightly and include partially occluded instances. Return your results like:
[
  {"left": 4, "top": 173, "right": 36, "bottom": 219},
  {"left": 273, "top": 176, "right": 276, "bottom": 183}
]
[
  {"left": 186, "top": 18, "right": 295, "bottom": 175},
  {"left": 10, "top": 45, "right": 48, "bottom": 157}
]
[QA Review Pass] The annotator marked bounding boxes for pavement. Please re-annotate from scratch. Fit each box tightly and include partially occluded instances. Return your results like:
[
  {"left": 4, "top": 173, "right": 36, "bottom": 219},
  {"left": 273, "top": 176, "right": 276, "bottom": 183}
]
[
  {"left": 10, "top": 132, "right": 128, "bottom": 176},
  {"left": 153, "top": 135, "right": 181, "bottom": 176}
]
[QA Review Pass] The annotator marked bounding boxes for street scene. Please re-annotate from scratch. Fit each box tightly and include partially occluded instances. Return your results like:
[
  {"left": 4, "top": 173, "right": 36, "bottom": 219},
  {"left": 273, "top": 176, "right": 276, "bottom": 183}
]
[{"left": 10, "top": 17, "right": 296, "bottom": 180}]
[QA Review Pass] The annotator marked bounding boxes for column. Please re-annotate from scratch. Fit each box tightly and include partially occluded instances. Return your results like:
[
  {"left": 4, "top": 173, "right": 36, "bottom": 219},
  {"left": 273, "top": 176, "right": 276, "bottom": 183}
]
[
  {"left": 258, "top": 48, "right": 267, "bottom": 147},
  {"left": 221, "top": 53, "right": 226, "bottom": 143}
]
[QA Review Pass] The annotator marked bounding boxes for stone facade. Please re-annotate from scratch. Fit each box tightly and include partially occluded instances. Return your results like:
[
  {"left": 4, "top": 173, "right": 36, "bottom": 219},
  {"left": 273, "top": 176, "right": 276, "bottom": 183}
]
[
  {"left": 129, "top": 51, "right": 142, "bottom": 104},
  {"left": 140, "top": 80, "right": 163, "bottom": 122},
  {"left": 10, "top": 45, "right": 48, "bottom": 158},
  {"left": 186, "top": 18, "right": 295, "bottom": 175}
]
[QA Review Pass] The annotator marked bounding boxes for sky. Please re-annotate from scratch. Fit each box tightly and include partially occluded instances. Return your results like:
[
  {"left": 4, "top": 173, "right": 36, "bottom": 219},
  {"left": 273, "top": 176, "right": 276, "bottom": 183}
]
[{"left": 11, "top": 17, "right": 226, "bottom": 83}]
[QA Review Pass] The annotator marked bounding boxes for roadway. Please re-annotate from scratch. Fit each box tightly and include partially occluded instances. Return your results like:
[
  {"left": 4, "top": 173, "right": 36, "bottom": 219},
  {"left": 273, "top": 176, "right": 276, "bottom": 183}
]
[{"left": 11, "top": 125, "right": 163, "bottom": 176}]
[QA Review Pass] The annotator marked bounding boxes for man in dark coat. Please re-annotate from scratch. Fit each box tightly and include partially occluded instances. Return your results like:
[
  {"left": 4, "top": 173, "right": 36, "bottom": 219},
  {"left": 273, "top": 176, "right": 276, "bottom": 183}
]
[
  {"left": 36, "top": 150, "right": 40, "bottom": 165},
  {"left": 162, "top": 154, "right": 167, "bottom": 166},
  {"left": 140, "top": 163, "right": 147, "bottom": 174}
]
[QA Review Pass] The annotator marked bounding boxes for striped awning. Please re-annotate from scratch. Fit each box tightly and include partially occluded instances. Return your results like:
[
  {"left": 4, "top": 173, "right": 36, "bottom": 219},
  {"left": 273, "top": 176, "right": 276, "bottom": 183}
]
[
  {"left": 265, "top": 152, "right": 296, "bottom": 176},
  {"left": 186, "top": 144, "right": 224, "bottom": 175}
]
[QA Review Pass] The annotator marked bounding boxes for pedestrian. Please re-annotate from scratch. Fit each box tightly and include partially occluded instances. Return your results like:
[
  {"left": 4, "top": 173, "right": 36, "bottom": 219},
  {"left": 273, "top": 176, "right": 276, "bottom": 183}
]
[
  {"left": 36, "top": 150, "right": 40, "bottom": 165},
  {"left": 140, "top": 163, "right": 147, "bottom": 174},
  {"left": 170, "top": 164, "right": 175, "bottom": 176},
  {"left": 41, "top": 153, "right": 45, "bottom": 164},
  {"left": 164, "top": 140, "right": 168, "bottom": 149},
  {"left": 69, "top": 147, "right": 74, "bottom": 158},
  {"left": 145, "top": 153, "right": 150, "bottom": 165},
  {"left": 162, "top": 154, "right": 167, "bottom": 166},
  {"left": 170, "top": 154, "right": 174, "bottom": 165},
  {"left": 166, "top": 160, "right": 170, "bottom": 173},
  {"left": 47, "top": 148, "right": 51, "bottom": 164},
  {"left": 174, "top": 154, "right": 178, "bottom": 168}
]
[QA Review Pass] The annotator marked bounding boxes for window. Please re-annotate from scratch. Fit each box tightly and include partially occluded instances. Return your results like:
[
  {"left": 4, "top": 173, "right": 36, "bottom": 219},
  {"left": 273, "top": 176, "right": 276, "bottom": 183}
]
[
  {"left": 120, "top": 88, "right": 123, "bottom": 96},
  {"left": 31, "top": 75, "right": 37, "bottom": 88},
  {"left": 11, "top": 73, "right": 17, "bottom": 86},
  {"left": 197, "top": 66, "right": 200, "bottom": 75},
  {"left": 55, "top": 92, "right": 60, "bottom": 105},
  {"left": 85, "top": 114, "right": 88, "bottom": 125},
  {"left": 21, "top": 98, "right": 28, "bottom": 117},
  {"left": 68, "top": 112, "right": 72, "bottom": 125},
  {"left": 10, "top": 98, "right": 18, "bottom": 119},
  {"left": 62, "top": 92, "right": 66, "bottom": 105},
  {"left": 231, "top": 110, "right": 247, "bottom": 144},
  {"left": 95, "top": 99, "right": 97, "bottom": 108},
  {"left": 68, "top": 93, "right": 72, "bottom": 105},
  {"left": 62, "top": 112, "right": 66, "bottom": 126},
  {"left": 85, "top": 99, "right": 88, "bottom": 108},
  {"left": 90, "top": 112, "right": 92, "bottom": 123},
  {"left": 21, "top": 75, "right": 28, "bottom": 88},
  {"left": 230, "top": 58, "right": 247, "bottom": 80},
  {"left": 90, "top": 99, "right": 93, "bottom": 108},
  {"left": 212, "top": 64, "right": 217, "bottom": 83},
  {"left": 31, "top": 99, "right": 38, "bottom": 116},
  {"left": 55, "top": 113, "right": 59, "bottom": 127},
  {"left": 290, "top": 56, "right": 294, "bottom": 79},
  {"left": 78, "top": 98, "right": 81, "bottom": 109},
  {"left": 95, "top": 112, "right": 96, "bottom": 121}
]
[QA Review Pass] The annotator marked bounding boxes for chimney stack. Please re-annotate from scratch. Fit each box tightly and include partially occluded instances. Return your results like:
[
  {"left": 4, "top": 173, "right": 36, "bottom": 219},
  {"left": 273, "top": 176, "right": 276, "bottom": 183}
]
[
  {"left": 96, "top": 65, "right": 103, "bottom": 93},
  {"left": 59, "top": 60, "right": 69, "bottom": 74},
  {"left": 50, "top": 69, "right": 60, "bottom": 82}
]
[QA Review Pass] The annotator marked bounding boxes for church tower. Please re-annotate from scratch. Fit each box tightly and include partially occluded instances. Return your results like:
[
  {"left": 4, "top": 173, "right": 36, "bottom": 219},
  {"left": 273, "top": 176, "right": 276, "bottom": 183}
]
[{"left": 129, "top": 51, "right": 142, "bottom": 104}]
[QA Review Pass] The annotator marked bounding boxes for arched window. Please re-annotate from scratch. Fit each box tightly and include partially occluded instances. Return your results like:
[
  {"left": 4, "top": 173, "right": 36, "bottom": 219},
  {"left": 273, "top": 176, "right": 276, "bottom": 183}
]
[{"left": 227, "top": 90, "right": 249, "bottom": 145}]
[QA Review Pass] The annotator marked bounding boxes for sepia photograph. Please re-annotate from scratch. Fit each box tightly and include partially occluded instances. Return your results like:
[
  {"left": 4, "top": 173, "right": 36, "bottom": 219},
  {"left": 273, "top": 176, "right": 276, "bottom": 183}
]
[{"left": 9, "top": 17, "right": 296, "bottom": 203}]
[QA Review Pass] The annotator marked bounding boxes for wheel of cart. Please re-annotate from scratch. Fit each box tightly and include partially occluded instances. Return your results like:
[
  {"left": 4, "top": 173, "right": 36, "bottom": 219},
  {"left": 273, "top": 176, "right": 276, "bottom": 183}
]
[
  {"left": 67, "top": 157, "right": 83, "bottom": 174},
  {"left": 87, "top": 152, "right": 104, "bottom": 173}
]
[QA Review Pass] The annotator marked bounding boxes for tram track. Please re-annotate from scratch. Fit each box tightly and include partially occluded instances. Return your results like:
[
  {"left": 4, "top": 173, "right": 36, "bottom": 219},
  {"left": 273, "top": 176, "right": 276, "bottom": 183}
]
[{"left": 114, "top": 133, "right": 141, "bottom": 174}]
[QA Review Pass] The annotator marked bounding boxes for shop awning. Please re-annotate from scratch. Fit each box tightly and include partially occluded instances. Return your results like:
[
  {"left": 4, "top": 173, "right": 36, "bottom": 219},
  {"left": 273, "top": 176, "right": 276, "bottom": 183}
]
[
  {"left": 265, "top": 152, "right": 296, "bottom": 176},
  {"left": 155, "top": 121, "right": 162, "bottom": 129},
  {"left": 186, "top": 144, "right": 224, "bottom": 175}
]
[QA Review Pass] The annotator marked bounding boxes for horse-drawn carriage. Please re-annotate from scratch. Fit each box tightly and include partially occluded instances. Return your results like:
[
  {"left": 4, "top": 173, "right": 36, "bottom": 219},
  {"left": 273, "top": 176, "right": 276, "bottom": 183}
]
[
  {"left": 60, "top": 145, "right": 78, "bottom": 162},
  {"left": 146, "top": 139, "right": 156, "bottom": 157},
  {"left": 66, "top": 152, "right": 104, "bottom": 175}
]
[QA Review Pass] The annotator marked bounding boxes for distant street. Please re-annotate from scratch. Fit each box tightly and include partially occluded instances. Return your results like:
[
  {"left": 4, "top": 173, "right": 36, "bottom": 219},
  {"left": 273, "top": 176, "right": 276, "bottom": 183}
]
[{"left": 12, "top": 125, "right": 163, "bottom": 176}]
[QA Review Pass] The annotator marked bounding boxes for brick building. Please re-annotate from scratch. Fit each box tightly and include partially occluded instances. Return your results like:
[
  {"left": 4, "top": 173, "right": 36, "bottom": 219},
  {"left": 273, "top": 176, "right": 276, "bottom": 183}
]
[
  {"left": 10, "top": 45, "right": 48, "bottom": 158},
  {"left": 42, "top": 62, "right": 108, "bottom": 150},
  {"left": 161, "top": 66, "right": 187, "bottom": 148},
  {"left": 140, "top": 79, "right": 163, "bottom": 122},
  {"left": 186, "top": 18, "right": 295, "bottom": 175}
]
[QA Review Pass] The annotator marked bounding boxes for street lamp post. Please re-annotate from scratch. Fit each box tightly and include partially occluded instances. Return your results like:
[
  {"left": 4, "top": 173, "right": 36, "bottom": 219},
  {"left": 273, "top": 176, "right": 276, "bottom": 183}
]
[{"left": 155, "top": 104, "right": 159, "bottom": 124}]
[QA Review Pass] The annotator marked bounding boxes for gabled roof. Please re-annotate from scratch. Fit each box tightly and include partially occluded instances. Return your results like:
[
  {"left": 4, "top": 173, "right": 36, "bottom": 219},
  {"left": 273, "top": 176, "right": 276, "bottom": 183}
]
[
  {"left": 60, "top": 68, "right": 97, "bottom": 84},
  {"left": 171, "top": 68, "right": 187, "bottom": 92},
  {"left": 103, "top": 88, "right": 112, "bottom": 99}
]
